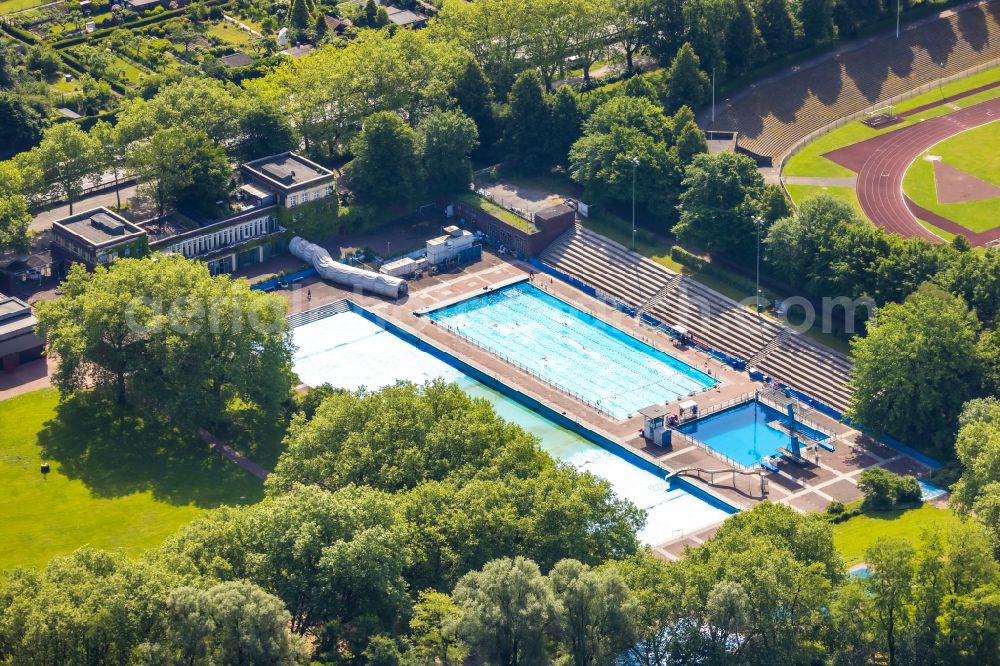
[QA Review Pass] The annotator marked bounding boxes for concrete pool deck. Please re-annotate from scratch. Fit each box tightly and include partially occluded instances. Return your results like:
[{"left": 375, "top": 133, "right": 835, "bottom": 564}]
[{"left": 282, "top": 250, "right": 936, "bottom": 558}]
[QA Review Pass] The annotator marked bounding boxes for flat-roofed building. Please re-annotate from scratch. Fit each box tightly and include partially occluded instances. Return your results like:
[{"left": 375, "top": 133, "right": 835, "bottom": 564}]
[
  {"left": 241, "top": 152, "right": 335, "bottom": 208},
  {"left": 51, "top": 208, "right": 149, "bottom": 269},
  {"left": 0, "top": 294, "right": 43, "bottom": 372},
  {"left": 149, "top": 206, "right": 283, "bottom": 276},
  {"left": 49, "top": 153, "right": 335, "bottom": 277}
]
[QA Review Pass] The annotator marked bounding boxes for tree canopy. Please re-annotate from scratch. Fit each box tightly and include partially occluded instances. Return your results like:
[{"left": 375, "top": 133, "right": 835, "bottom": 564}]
[
  {"left": 36, "top": 255, "right": 293, "bottom": 425},
  {"left": 849, "top": 284, "right": 986, "bottom": 452}
]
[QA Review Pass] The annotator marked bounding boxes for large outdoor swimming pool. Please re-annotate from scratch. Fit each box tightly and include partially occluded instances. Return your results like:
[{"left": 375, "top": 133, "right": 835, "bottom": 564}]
[
  {"left": 291, "top": 306, "right": 734, "bottom": 545},
  {"left": 425, "top": 283, "right": 718, "bottom": 420},
  {"left": 678, "top": 400, "right": 830, "bottom": 468}
]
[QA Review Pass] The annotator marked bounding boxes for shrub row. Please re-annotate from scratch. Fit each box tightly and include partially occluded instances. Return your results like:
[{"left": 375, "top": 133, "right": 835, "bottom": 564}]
[
  {"left": 50, "top": 0, "right": 228, "bottom": 49},
  {"left": 0, "top": 21, "right": 39, "bottom": 44}
]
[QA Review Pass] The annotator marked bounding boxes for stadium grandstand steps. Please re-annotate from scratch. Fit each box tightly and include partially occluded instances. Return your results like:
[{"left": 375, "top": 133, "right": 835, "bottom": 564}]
[
  {"left": 540, "top": 226, "right": 854, "bottom": 414},
  {"left": 704, "top": 0, "right": 1000, "bottom": 160},
  {"left": 636, "top": 273, "right": 683, "bottom": 317}
]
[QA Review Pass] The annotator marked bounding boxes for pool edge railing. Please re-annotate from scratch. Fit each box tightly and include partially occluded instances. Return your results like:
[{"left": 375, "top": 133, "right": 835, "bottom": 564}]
[
  {"left": 755, "top": 390, "right": 835, "bottom": 444},
  {"left": 430, "top": 318, "right": 622, "bottom": 420},
  {"left": 668, "top": 428, "right": 758, "bottom": 475}
]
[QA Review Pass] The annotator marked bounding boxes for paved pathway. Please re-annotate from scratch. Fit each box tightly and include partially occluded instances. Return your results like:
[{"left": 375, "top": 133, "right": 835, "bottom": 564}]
[
  {"left": 30, "top": 185, "right": 137, "bottom": 232},
  {"left": 197, "top": 428, "right": 269, "bottom": 480},
  {"left": 222, "top": 14, "right": 261, "bottom": 37}
]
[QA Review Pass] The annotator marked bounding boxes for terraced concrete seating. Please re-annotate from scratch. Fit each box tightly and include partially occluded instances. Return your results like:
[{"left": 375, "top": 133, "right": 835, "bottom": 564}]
[
  {"left": 703, "top": 0, "right": 1000, "bottom": 160},
  {"left": 540, "top": 226, "right": 854, "bottom": 414}
]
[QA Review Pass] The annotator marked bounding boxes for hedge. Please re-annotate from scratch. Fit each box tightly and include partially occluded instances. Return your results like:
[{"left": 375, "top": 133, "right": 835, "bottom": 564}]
[
  {"left": 670, "top": 245, "right": 709, "bottom": 272},
  {"left": 50, "top": 0, "right": 228, "bottom": 49},
  {"left": 0, "top": 22, "right": 39, "bottom": 44}
]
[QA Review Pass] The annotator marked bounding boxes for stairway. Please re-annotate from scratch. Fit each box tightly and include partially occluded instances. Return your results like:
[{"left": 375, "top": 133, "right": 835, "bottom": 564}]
[
  {"left": 286, "top": 299, "right": 352, "bottom": 328},
  {"left": 747, "top": 328, "right": 790, "bottom": 367},
  {"left": 636, "top": 273, "right": 683, "bottom": 318}
]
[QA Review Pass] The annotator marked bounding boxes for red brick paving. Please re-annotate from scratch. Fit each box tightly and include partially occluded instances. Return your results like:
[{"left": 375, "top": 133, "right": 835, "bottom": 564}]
[{"left": 824, "top": 479, "right": 864, "bottom": 502}]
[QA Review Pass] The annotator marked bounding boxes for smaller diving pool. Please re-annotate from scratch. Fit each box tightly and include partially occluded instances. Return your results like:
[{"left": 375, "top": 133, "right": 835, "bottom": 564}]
[{"left": 678, "top": 400, "right": 829, "bottom": 468}]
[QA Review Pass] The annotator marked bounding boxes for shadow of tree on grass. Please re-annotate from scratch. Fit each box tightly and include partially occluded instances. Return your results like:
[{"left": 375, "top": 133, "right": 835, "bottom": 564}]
[{"left": 37, "top": 393, "right": 265, "bottom": 508}]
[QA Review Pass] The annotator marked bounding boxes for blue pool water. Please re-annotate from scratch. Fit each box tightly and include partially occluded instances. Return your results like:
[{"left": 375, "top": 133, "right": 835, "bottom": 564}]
[
  {"left": 425, "top": 283, "right": 718, "bottom": 419},
  {"left": 918, "top": 478, "right": 948, "bottom": 502},
  {"left": 291, "top": 308, "right": 734, "bottom": 545},
  {"left": 678, "top": 400, "right": 829, "bottom": 468}
]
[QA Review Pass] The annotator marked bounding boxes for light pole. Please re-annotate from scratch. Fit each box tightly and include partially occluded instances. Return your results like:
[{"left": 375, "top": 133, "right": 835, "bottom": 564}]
[
  {"left": 712, "top": 68, "right": 716, "bottom": 123},
  {"left": 630, "top": 156, "right": 639, "bottom": 250},
  {"left": 754, "top": 216, "right": 763, "bottom": 323},
  {"left": 896, "top": 0, "right": 900, "bottom": 38}
]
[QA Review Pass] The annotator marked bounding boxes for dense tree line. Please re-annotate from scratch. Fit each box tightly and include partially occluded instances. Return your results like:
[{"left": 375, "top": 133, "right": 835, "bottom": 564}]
[
  {"left": 433, "top": 0, "right": 913, "bottom": 94},
  {"left": 7, "top": 403, "right": 1000, "bottom": 666}
]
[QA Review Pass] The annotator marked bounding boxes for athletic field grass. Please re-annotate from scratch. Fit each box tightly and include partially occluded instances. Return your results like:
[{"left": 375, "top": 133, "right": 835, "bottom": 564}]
[
  {"left": 902, "top": 122, "right": 1000, "bottom": 234},
  {"left": 832, "top": 503, "right": 964, "bottom": 566},
  {"left": 784, "top": 64, "right": 1000, "bottom": 178},
  {"left": 923, "top": 119, "right": 1000, "bottom": 187},
  {"left": 0, "top": 389, "right": 264, "bottom": 571},
  {"left": 785, "top": 184, "right": 865, "bottom": 216}
]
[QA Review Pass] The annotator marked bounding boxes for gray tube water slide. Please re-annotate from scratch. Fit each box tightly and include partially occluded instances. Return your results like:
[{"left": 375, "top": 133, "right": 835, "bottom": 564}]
[{"left": 289, "top": 236, "right": 407, "bottom": 299}]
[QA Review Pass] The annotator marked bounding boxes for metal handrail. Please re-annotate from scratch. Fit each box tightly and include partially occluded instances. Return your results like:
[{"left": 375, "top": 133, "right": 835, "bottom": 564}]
[
  {"left": 689, "top": 393, "right": 755, "bottom": 420},
  {"left": 434, "top": 320, "right": 620, "bottom": 419},
  {"left": 755, "top": 391, "right": 833, "bottom": 441},
  {"left": 670, "top": 428, "right": 757, "bottom": 474}
]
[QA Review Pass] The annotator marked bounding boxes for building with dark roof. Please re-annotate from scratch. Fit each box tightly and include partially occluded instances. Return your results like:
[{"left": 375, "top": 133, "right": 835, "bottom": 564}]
[
  {"left": 219, "top": 51, "right": 254, "bottom": 68},
  {"left": 385, "top": 5, "right": 428, "bottom": 28},
  {"left": 0, "top": 294, "right": 43, "bottom": 372},
  {"left": 323, "top": 14, "right": 353, "bottom": 35},
  {"left": 148, "top": 152, "right": 336, "bottom": 275},
  {"left": 149, "top": 206, "right": 285, "bottom": 276},
  {"left": 51, "top": 208, "right": 149, "bottom": 269}
]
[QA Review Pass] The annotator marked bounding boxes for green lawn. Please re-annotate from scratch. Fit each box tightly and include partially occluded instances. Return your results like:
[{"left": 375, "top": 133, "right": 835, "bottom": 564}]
[
  {"left": 902, "top": 133, "right": 1000, "bottom": 235},
  {"left": 918, "top": 219, "right": 958, "bottom": 242},
  {"left": 784, "top": 64, "right": 1000, "bottom": 178},
  {"left": 0, "top": 389, "right": 264, "bottom": 571},
  {"left": 0, "top": 0, "right": 47, "bottom": 14},
  {"left": 113, "top": 56, "right": 147, "bottom": 84},
  {"left": 207, "top": 21, "right": 254, "bottom": 46},
  {"left": 832, "top": 503, "right": 964, "bottom": 566},
  {"left": 785, "top": 184, "right": 865, "bottom": 217}
]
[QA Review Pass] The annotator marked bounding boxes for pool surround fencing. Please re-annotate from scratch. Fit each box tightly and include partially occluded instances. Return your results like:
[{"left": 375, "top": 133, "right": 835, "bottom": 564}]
[
  {"left": 289, "top": 298, "right": 741, "bottom": 517},
  {"left": 420, "top": 281, "right": 718, "bottom": 420}
]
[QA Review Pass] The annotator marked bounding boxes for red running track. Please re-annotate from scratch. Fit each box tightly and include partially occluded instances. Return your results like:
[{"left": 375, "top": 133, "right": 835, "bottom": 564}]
[{"left": 823, "top": 98, "right": 1000, "bottom": 246}]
